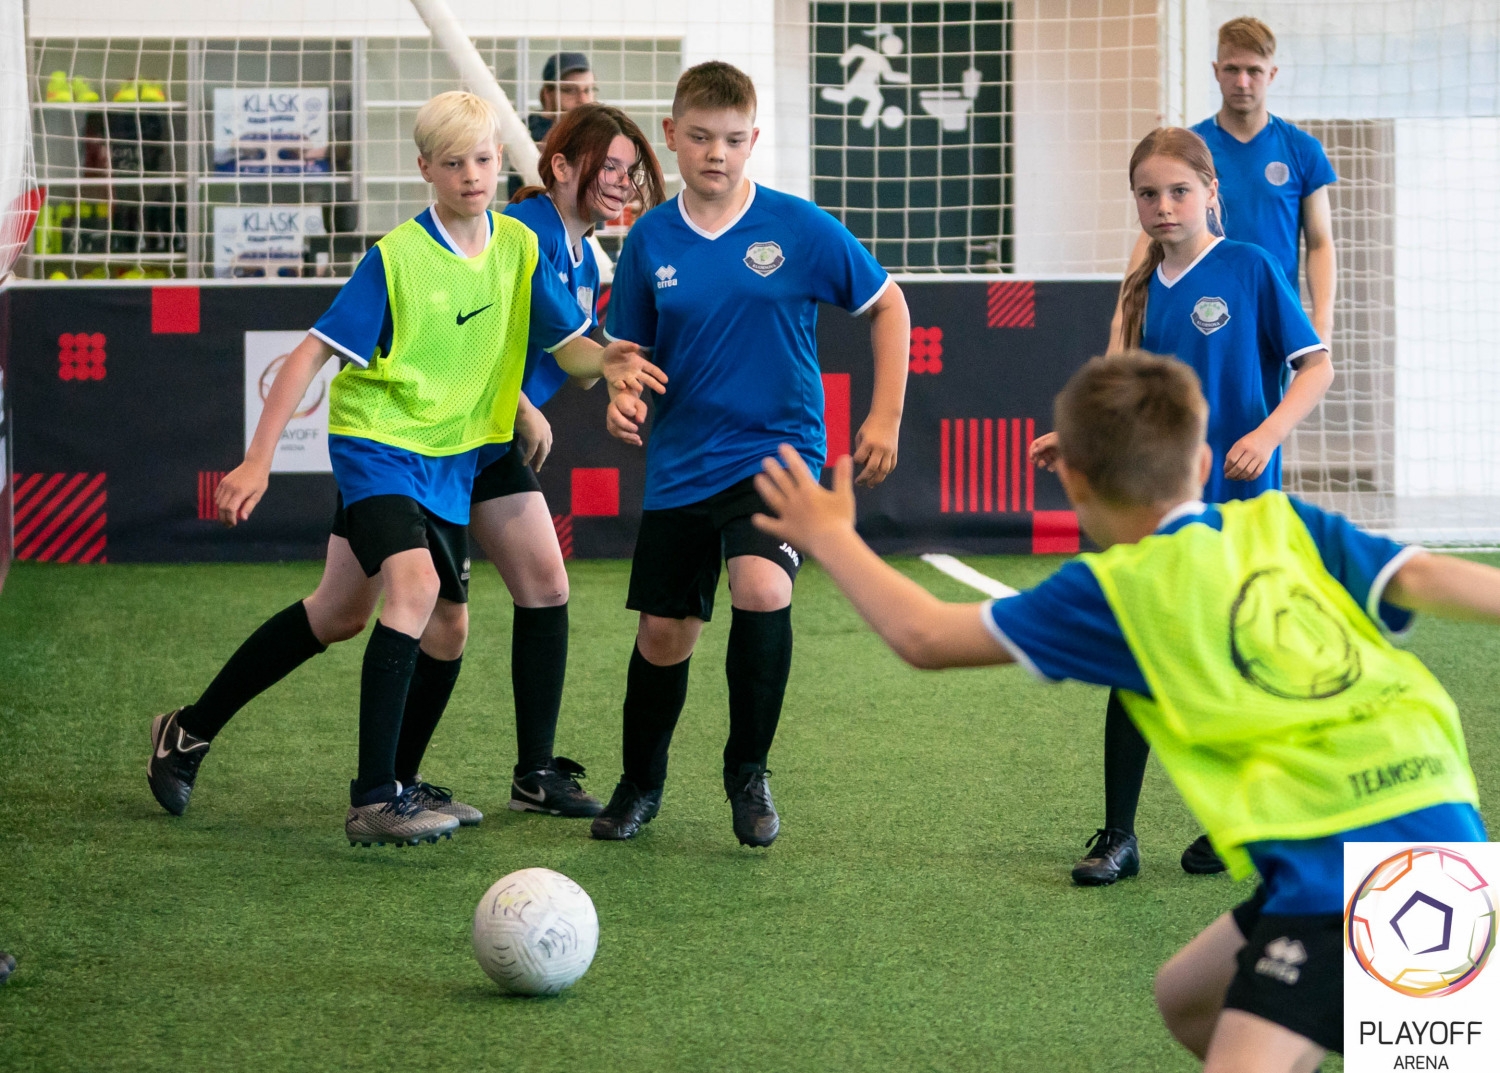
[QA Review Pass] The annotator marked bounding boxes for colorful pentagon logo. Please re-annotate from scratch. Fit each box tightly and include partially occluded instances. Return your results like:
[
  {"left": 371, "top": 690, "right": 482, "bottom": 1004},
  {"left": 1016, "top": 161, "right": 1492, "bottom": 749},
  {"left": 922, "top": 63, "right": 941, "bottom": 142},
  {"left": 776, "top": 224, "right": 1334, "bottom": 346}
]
[
  {"left": 1229, "top": 567, "right": 1362, "bottom": 699},
  {"left": 1346, "top": 846, "right": 1496, "bottom": 998}
]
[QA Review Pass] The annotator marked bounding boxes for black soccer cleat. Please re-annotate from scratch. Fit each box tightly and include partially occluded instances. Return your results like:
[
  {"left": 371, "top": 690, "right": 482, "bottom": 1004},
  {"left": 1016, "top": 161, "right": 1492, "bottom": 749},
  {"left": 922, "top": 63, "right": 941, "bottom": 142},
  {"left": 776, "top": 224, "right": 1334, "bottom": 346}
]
[
  {"left": 589, "top": 778, "right": 662, "bottom": 840},
  {"left": 510, "top": 756, "right": 604, "bottom": 817},
  {"left": 1071, "top": 827, "right": 1140, "bottom": 886},
  {"left": 1180, "top": 833, "right": 1228, "bottom": 875},
  {"left": 148, "top": 708, "right": 210, "bottom": 816},
  {"left": 725, "top": 764, "right": 779, "bottom": 848}
]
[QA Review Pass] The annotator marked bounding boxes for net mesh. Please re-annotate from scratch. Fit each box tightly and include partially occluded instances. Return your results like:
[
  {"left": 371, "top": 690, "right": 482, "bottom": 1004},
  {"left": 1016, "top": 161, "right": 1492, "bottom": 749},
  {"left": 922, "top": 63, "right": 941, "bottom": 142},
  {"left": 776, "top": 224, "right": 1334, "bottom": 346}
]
[{"left": 18, "top": 0, "right": 1500, "bottom": 543}]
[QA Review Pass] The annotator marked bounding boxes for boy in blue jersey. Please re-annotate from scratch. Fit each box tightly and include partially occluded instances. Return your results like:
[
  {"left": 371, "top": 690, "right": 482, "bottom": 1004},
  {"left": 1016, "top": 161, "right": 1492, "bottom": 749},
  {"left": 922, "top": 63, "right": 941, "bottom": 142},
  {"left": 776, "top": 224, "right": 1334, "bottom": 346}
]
[
  {"left": 468, "top": 104, "right": 667, "bottom": 816},
  {"left": 590, "top": 62, "right": 912, "bottom": 847},
  {"left": 1116, "top": 17, "right": 1337, "bottom": 347},
  {"left": 1035, "top": 126, "right": 1335, "bottom": 883},
  {"left": 146, "top": 92, "right": 664, "bottom": 846},
  {"left": 752, "top": 351, "right": 1492, "bottom": 1072}
]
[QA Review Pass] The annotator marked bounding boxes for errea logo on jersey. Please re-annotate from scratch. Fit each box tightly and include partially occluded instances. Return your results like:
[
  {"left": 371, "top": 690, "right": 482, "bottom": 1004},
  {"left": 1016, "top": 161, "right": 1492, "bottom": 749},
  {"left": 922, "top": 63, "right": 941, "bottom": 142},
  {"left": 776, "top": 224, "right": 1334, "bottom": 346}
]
[{"left": 655, "top": 265, "right": 677, "bottom": 289}]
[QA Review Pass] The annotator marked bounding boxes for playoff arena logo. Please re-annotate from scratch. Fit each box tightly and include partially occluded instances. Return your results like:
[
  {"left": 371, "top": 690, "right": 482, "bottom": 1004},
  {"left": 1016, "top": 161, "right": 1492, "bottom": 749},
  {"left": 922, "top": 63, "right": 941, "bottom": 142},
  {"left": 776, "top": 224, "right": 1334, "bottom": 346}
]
[
  {"left": 243, "top": 331, "right": 333, "bottom": 474},
  {"left": 1345, "top": 843, "right": 1499, "bottom": 1072}
]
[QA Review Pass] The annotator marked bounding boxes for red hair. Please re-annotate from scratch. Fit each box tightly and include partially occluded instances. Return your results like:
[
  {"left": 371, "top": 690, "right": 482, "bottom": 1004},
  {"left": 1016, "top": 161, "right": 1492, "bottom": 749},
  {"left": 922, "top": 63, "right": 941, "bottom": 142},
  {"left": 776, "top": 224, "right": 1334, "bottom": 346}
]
[{"left": 509, "top": 104, "right": 666, "bottom": 220}]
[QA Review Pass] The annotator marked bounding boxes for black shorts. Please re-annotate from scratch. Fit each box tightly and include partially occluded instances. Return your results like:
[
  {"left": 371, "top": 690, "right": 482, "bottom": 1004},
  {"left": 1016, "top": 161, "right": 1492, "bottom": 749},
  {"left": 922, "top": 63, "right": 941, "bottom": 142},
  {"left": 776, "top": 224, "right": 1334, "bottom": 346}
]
[
  {"left": 626, "top": 476, "right": 801, "bottom": 622},
  {"left": 330, "top": 494, "right": 471, "bottom": 604},
  {"left": 1224, "top": 885, "right": 1343, "bottom": 1054},
  {"left": 470, "top": 445, "right": 542, "bottom": 504}
]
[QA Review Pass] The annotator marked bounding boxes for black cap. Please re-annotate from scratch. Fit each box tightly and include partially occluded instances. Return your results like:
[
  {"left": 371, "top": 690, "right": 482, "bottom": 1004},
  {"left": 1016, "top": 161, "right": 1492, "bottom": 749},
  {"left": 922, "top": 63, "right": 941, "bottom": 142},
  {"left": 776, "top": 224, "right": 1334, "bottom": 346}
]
[{"left": 540, "top": 52, "right": 590, "bottom": 83}]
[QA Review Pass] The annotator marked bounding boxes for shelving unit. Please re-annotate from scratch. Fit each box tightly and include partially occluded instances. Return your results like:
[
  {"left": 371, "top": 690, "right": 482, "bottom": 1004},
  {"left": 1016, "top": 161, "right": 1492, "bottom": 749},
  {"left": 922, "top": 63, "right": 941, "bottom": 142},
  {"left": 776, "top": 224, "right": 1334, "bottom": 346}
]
[{"left": 24, "top": 36, "right": 683, "bottom": 280}]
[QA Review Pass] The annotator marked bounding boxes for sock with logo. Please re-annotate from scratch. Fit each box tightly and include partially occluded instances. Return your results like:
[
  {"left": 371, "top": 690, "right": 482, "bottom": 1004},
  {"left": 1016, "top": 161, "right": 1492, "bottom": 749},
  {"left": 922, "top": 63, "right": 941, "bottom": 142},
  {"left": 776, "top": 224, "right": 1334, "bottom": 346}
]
[
  {"left": 392, "top": 650, "right": 463, "bottom": 786},
  {"left": 722, "top": 606, "right": 793, "bottom": 775},
  {"left": 1102, "top": 688, "right": 1150, "bottom": 835},
  {"left": 351, "top": 622, "right": 421, "bottom": 802},
  {"left": 621, "top": 644, "right": 691, "bottom": 792},
  {"left": 512, "top": 603, "right": 569, "bottom": 777},
  {"left": 177, "top": 601, "right": 327, "bottom": 741}
]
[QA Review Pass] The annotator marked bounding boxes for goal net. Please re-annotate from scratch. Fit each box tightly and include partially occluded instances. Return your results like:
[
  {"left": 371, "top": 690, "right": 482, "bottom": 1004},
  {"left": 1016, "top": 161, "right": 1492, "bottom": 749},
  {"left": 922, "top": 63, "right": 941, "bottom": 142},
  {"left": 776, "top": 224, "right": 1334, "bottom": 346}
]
[{"left": 18, "top": 0, "right": 1500, "bottom": 544}]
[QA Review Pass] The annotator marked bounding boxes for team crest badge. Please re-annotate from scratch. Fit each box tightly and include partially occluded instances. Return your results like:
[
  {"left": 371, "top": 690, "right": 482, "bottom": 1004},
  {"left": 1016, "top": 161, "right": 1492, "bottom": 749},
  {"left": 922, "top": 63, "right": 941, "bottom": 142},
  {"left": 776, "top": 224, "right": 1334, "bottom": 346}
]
[
  {"left": 744, "top": 241, "right": 785, "bottom": 277},
  {"left": 1264, "top": 161, "right": 1290, "bottom": 186},
  {"left": 576, "top": 286, "right": 594, "bottom": 316},
  {"left": 1191, "top": 296, "right": 1231, "bottom": 335}
]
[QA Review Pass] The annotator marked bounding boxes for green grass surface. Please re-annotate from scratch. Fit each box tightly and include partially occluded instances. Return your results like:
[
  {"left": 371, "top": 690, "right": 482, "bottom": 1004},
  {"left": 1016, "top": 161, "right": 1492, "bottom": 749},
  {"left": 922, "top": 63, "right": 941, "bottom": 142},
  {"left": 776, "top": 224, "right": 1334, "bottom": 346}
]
[{"left": 5, "top": 555, "right": 1498, "bottom": 1071}]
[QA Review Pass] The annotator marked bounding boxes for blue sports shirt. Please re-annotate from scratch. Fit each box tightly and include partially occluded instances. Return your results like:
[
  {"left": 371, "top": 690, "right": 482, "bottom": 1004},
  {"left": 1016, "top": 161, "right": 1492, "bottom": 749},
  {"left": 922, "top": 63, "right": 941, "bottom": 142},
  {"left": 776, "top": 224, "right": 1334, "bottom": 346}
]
[
  {"left": 503, "top": 193, "right": 601, "bottom": 407},
  {"left": 1141, "top": 238, "right": 1325, "bottom": 503},
  {"left": 309, "top": 207, "right": 588, "bottom": 523},
  {"left": 1191, "top": 114, "right": 1337, "bottom": 286},
  {"left": 984, "top": 496, "right": 1487, "bottom": 912},
  {"left": 606, "top": 183, "right": 890, "bottom": 509}
]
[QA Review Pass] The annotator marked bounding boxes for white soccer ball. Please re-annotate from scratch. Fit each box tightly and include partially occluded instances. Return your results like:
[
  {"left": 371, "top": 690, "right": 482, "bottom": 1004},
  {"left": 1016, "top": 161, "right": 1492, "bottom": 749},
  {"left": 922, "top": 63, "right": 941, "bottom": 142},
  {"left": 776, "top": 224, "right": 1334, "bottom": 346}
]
[{"left": 472, "top": 867, "right": 599, "bottom": 995}]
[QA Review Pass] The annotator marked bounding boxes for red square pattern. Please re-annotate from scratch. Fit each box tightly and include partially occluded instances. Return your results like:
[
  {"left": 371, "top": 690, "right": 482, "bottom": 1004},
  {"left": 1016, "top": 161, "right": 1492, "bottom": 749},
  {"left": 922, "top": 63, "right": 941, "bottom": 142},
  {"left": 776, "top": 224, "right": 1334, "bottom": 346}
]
[
  {"left": 152, "top": 286, "right": 200, "bottom": 334},
  {"left": 1032, "top": 511, "right": 1080, "bottom": 554},
  {"left": 571, "top": 468, "right": 619, "bottom": 517}
]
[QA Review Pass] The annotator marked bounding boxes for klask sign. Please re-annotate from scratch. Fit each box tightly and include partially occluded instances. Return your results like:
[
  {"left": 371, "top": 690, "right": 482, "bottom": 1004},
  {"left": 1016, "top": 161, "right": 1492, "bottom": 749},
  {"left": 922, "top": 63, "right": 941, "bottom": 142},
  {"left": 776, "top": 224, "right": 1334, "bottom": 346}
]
[{"left": 821, "top": 24, "right": 982, "bottom": 132}]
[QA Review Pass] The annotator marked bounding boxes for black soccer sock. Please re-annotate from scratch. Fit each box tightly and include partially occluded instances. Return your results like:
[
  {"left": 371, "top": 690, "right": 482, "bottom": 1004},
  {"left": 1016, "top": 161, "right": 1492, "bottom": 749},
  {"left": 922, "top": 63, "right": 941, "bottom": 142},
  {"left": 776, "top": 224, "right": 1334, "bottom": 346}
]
[
  {"left": 392, "top": 650, "right": 463, "bottom": 786},
  {"left": 177, "top": 601, "right": 327, "bottom": 741},
  {"left": 512, "top": 603, "right": 569, "bottom": 776},
  {"left": 352, "top": 622, "right": 421, "bottom": 801},
  {"left": 621, "top": 644, "right": 691, "bottom": 791},
  {"left": 723, "top": 606, "right": 794, "bottom": 775},
  {"left": 1102, "top": 688, "right": 1151, "bottom": 835}
]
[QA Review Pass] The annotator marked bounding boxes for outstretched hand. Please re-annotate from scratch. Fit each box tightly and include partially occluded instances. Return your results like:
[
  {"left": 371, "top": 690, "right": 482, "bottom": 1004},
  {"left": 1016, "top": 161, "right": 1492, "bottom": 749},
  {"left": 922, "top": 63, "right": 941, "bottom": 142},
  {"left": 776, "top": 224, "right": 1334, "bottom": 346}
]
[
  {"left": 600, "top": 340, "right": 668, "bottom": 399},
  {"left": 215, "top": 459, "right": 270, "bottom": 527},
  {"left": 1029, "top": 431, "right": 1060, "bottom": 472},
  {"left": 752, "top": 445, "right": 857, "bottom": 555}
]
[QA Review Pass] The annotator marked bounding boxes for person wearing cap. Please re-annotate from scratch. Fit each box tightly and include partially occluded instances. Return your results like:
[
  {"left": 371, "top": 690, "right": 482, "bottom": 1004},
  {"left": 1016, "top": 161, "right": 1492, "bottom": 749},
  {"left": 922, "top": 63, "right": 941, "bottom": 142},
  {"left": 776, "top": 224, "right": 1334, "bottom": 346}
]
[{"left": 529, "top": 52, "right": 596, "bottom": 143}]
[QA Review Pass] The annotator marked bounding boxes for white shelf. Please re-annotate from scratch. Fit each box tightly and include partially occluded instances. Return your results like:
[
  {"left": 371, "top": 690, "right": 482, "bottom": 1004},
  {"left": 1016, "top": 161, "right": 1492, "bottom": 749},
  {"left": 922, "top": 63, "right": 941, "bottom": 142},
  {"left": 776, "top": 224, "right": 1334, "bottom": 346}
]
[
  {"left": 34, "top": 100, "right": 186, "bottom": 111},
  {"left": 40, "top": 176, "right": 184, "bottom": 186},
  {"left": 34, "top": 252, "right": 186, "bottom": 262},
  {"left": 199, "top": 174, "right": 346, "bottom": 185}
]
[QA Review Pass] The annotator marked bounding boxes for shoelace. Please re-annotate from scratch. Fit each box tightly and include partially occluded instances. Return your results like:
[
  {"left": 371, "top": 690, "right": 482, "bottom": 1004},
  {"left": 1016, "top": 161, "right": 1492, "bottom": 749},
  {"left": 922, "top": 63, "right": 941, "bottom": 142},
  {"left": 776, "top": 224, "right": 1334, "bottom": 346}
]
[
  {"left": 729, "top": 769, "right": 773, "bottom": 804},
  {"left": 382, "top": 786, "right": 430, "bottom": 818},
  {"left": 1082, "top": 827, "right": 1128, "bottom": 855},
  {"left": 411, "top": 782, "right": 454, "bottom": 804}
]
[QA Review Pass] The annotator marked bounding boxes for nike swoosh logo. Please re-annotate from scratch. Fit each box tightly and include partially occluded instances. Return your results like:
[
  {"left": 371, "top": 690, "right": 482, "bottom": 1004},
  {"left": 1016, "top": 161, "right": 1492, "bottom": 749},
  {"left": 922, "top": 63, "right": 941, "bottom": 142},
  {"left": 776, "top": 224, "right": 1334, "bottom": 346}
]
[
  {"left": 456, "top": 304, "right": 493, "bottom": 325},
  {"left": 514, "top": 782, "right": 546, "bottom": 803},
  {"left": 155, "top": 734, "right": 174, "bottom": 760}
]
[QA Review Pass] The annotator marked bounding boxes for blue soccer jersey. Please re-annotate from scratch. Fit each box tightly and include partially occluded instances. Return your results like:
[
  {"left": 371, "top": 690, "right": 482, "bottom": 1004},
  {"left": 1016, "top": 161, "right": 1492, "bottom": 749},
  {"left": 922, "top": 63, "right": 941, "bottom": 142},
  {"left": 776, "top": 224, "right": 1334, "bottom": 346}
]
[
  {"left": 1191, "top": 114, "right": 1337, "bottom": 286},
  {"left": 503, "top": 193, "right": 601, "bottom": 407},
  {"left": 605, "top": 183, "right": 890, "bottom": 510},
  {"left": 1141, "top": 238, "right": 1325, "bottom": 503},
  {"left": 983, "top": 496, "right": 1485, "bottom": 912},
  {"left": 309, "top": 207, "right": 588, "bottom": 523}
]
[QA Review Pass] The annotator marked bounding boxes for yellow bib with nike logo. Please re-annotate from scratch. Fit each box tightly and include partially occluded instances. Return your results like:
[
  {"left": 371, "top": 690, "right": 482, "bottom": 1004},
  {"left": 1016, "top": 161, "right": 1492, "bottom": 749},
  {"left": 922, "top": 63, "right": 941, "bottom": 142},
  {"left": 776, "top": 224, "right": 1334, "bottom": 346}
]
[
  {"left": 1082, "top": 492, "right": 1477, "bottom": 880},
  {"left": 327, "top": 211, "right": 537, "bottom": 455}
]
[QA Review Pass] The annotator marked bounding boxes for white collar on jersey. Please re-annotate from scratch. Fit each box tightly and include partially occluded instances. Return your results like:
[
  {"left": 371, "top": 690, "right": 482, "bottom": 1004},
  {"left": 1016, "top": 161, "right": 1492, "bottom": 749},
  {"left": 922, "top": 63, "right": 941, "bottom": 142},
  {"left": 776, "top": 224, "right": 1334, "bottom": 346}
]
[
  {"left": 542, "top": 193, "right": 585, "bottom": 269},
  {"left": 1156, "top": 499, "right": 1208, "bottom": 532},
  {"left": 428, "top": 204, "right": 492, "bottom": 257},
  {"left": 676, "top": 181, "right": 758, "bottom": 240},
  {"left": 1154, "top": 236, "right": 1222, "bottom": 289}
]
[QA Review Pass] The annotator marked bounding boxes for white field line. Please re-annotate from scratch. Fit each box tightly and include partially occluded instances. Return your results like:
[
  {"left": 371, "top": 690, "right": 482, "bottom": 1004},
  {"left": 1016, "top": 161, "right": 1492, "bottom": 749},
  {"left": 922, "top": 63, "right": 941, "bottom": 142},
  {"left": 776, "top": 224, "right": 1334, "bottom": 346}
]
[{"left": 919, "top": 554, "right": 1019, "bottom": 599}]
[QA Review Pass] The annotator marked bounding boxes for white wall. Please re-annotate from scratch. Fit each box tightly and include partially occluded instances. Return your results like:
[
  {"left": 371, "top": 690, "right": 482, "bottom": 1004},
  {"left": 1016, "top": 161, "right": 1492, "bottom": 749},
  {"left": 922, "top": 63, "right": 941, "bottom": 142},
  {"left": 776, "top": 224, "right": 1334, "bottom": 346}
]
[{"left": 1011, "top": 0, "right": 1159, "bottom": 275}]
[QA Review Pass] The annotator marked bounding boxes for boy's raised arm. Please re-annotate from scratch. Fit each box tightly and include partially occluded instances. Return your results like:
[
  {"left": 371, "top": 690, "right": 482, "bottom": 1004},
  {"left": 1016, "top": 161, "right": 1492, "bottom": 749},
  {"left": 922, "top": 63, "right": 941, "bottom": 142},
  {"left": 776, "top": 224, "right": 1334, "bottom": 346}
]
[
  {"left": 1385, "top": 552, "right": 1500, "bottom": 623},
  {"left": 752, "top": 446, "right": 1012, "bottom": 670},
  {"left": 216, "top": 333, "right": 337, "bottom": 527}
]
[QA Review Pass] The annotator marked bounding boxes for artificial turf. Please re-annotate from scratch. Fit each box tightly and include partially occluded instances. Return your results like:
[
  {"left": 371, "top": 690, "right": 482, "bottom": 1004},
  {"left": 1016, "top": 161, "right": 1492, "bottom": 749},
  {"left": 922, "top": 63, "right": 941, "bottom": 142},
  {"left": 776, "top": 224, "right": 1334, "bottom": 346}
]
[{"left": 6, "top": 554, "right": 1498, "bottom": 1071}]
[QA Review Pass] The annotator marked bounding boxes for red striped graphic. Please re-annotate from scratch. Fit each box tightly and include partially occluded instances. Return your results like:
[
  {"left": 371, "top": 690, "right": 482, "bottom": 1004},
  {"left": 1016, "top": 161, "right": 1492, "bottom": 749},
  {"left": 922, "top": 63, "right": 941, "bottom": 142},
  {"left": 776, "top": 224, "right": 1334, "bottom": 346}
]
[
  {"left": 938, "top": 419, "right": 1040, "bottom": 515},
  {"left": 822, "top": 372, "right": 851, "bottom": 463},
  {"left": 12, "top": 473, "right": 107, "bottom": 562},
  {"left": 197, "top": 471, "right": 227, "bottom": 520},
  {"left": 986, "top": 281, "right": 1036, "bottom": 329},
  {"left": 552, "top": 514, "right": 574, "bottom": 560}
]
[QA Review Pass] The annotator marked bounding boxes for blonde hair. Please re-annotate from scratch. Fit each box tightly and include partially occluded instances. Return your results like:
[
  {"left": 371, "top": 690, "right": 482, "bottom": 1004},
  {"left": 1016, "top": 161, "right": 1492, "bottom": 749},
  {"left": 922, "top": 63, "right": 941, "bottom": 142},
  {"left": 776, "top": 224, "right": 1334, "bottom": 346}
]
[
  {"left": 1054, "top": 351, "right": 1208, "bottom": 507},
  {"left": 1118, "top": 128, "right": 1220, "bottom": 349},
  {"left": 413, "top": 91, "right": 502, "bottom": 161},
  {"left": 1218, "top": 16, "right": 1276, "bottom": 58}
]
